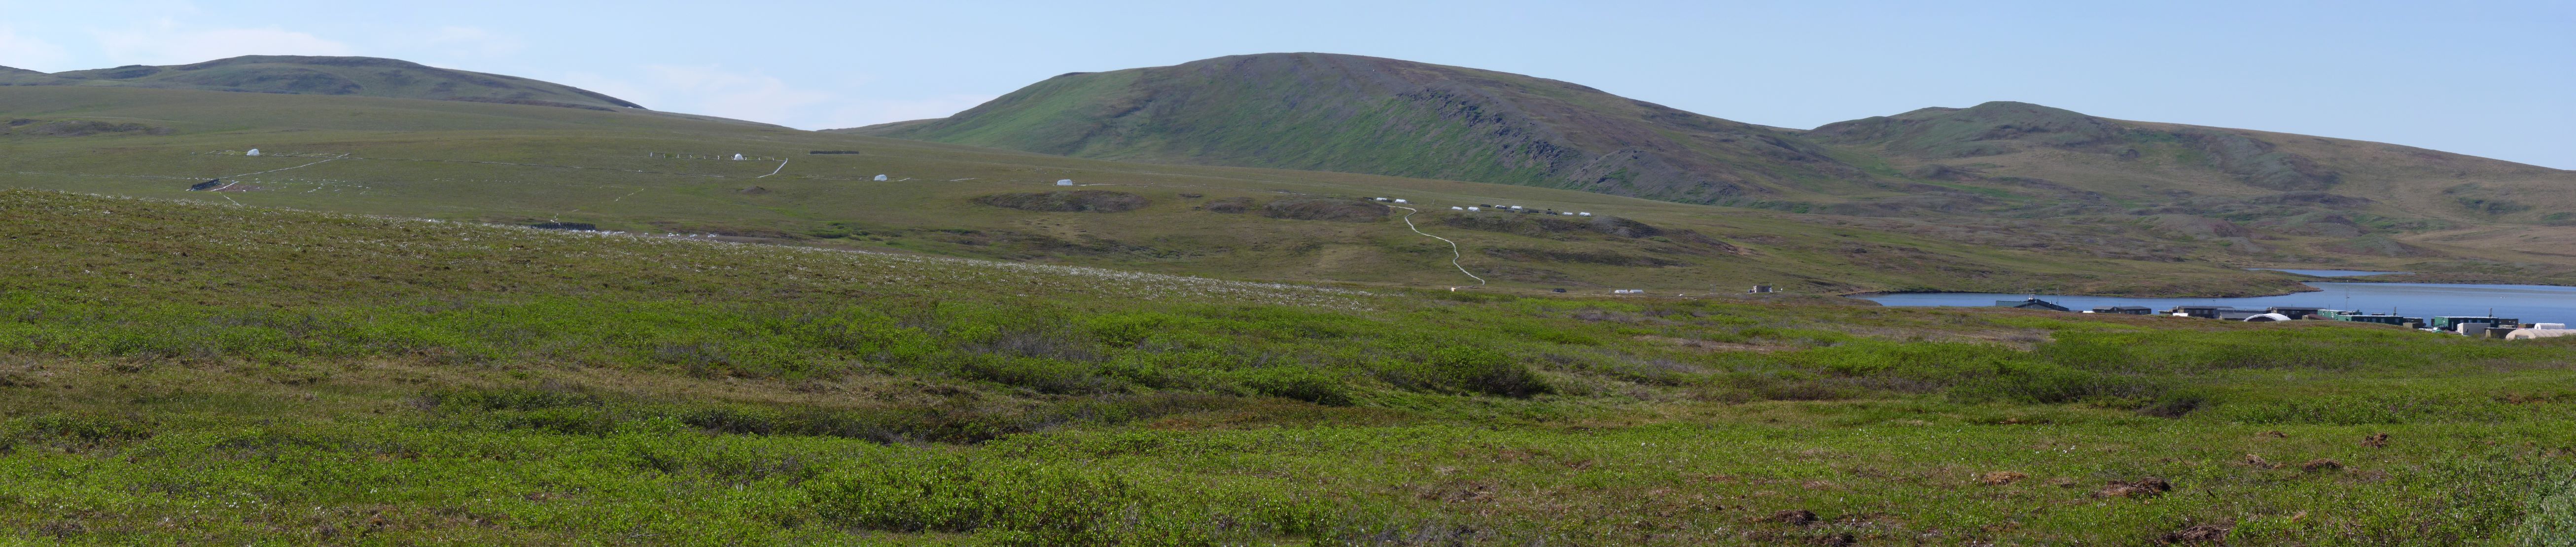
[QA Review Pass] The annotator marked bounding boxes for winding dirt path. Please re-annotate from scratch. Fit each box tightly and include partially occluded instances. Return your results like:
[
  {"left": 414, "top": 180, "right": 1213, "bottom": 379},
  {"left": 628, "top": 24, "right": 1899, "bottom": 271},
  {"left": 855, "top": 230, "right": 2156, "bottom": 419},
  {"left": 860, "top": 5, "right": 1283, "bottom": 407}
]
[{"left": 1389, "top": 205, "right": 1485, "bottom": 288}]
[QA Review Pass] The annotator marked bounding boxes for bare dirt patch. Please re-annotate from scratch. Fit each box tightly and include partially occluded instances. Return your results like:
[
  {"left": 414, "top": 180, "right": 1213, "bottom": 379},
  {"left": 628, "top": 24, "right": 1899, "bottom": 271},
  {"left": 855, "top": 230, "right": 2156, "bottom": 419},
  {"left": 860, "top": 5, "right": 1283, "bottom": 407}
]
[
  {"left": 2159, "top": 523, "right": 2231, "bottom": 545},
  {"left": 2093, "top": 477, "right": 2172, "bottom": 499}
]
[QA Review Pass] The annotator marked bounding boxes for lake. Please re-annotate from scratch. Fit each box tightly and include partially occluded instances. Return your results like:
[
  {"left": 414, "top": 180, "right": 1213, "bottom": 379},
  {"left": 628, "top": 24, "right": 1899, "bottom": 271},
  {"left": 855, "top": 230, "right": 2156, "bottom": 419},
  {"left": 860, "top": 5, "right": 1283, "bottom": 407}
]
[
  {"left": 1858, "top": 282, "right": 2576, "bottom": 323},
  {"left": 2249, "top": 268, "right": 2408, "bottom": 277}
]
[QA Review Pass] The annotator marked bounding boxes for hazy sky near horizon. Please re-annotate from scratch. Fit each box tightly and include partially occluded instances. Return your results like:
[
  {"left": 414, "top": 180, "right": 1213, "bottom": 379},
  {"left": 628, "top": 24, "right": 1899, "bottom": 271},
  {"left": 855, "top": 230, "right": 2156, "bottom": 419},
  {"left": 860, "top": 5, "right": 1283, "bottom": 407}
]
[{"left": 2, "top": 0, "right": 2568, "bottom": 168}]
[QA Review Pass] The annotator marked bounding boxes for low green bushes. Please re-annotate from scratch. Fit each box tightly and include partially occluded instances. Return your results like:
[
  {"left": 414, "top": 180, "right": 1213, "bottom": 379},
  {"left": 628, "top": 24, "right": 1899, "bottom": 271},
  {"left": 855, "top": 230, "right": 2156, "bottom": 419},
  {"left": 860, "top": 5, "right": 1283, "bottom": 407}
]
[
  {"left": 0, "top": 292, "right": 1582, "bottom": 405},
  {"left": 0, "top": 413, "right": 157, "bottom": 452},
  {"left": 804, "top": 451, "right": 1376, "bottom": 546},
  {"left": 2205, "top": 393, "right": 2525, "bottom": 425},
  {"left": 414, "top": 383, "right": 1255, "bottom": 444}
]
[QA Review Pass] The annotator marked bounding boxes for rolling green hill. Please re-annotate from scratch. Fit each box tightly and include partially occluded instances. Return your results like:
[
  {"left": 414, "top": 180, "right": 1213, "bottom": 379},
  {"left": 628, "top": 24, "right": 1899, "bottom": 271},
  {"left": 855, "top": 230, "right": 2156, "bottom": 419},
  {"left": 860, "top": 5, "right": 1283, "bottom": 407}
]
[
  {"left": 1809, "top": 101, "right": 2576, "bottom": 221},
  {"left": 841, "top": 54, "right": 2576, "bottom": 283},
  {"left": 1807, "top": 101, "right": 2576, "bottom": 279},
  {"left": 0, "top": 55, "right": 643, "bottom": 110},
  {"left": 2, "top": 84, "right": 2348, "bottom": 297},
  {"left": 835, "top": 53, "right": 1880, "bottom": 204}
]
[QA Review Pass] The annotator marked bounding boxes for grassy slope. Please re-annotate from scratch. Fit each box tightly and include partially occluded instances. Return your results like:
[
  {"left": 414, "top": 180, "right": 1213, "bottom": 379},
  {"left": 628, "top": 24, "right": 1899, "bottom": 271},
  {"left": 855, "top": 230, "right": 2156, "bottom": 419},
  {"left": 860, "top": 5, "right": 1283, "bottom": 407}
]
[
  {"left": 847, "top": 55, "right": 2576, "bottom": 282},
  {"left": 840, "top": 53, "right": 1880, "bottom": 204},
  {"left": 0, "top": 85, "right": 2312, "bottom": 297},
  {"left": 2158, "top": 122, "right": 2576, "bottom": 276},
  {"left": 0, "top": 189, "right": 2571, "bottom": 545},
  {"left": 1808, "top": 103, "right": 2576, "bottom": 281},
  {"left": 3, "top": 55, "right": 641, "bottom": 110},
  {"left": 1810, "top": 102, "right": 2576, "bottom": 224}
]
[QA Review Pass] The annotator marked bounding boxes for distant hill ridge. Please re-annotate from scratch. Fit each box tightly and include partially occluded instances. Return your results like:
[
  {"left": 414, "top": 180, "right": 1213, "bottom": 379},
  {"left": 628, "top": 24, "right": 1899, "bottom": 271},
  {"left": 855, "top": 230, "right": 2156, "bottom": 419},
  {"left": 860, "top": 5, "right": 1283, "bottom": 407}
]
[
  {"left": 836, "top": 53, "right": 1876, "bottom": 204},
  {"left": 846, "top": 52, "right": 2575, "bottom": 228},
  {"left": 0, "top": 55, "right": 642, "bottom": 110},
  {"left": 1809, "top": 101, "right": 2343, "bottom": 191}
]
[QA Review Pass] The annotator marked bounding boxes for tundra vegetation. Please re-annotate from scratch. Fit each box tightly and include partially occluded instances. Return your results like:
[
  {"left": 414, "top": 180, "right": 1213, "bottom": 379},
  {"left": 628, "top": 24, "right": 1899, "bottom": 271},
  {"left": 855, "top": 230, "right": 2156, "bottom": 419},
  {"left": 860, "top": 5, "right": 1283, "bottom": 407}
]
[
  {"left": 1, "top": 189, "right": 2572, "bottom": 546},
  {"left": 5, "top": 84, "right": 2515, "bottom": 300}
]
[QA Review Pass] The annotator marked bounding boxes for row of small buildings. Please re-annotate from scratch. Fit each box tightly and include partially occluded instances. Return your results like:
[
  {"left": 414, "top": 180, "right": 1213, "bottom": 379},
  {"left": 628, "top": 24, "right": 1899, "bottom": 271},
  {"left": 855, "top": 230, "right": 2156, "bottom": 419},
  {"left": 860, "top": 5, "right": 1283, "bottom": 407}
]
[{"left": 1996, "top": 298, "right": 2572, "bottom": 340}]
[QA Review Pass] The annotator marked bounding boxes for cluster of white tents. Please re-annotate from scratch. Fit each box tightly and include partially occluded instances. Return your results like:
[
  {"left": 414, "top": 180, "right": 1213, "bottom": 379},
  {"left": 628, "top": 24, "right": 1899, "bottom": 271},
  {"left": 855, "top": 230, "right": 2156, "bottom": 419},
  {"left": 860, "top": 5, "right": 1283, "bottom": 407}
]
[{"left": 1442, "top": 204, "right": 1593, "bottom": 216}]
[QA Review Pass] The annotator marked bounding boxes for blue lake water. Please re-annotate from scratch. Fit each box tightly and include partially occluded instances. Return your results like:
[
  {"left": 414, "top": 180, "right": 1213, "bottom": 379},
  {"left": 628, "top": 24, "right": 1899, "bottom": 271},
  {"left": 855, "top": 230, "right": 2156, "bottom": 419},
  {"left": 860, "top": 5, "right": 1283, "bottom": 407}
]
[
  {"left": 2249, "top": 268, "right": 2409, "bottom": 277},
  {"left": 1858, "top": 282, "right": 2576, "bottom": 323}
]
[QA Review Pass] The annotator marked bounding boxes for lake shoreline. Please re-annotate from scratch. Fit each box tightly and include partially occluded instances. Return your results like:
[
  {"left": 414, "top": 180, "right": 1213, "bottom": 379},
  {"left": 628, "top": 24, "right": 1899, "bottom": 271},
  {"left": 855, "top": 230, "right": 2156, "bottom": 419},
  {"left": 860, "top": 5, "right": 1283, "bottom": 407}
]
[{"left": 1852, "top": 281, "right": 2576, "bottom": 323}]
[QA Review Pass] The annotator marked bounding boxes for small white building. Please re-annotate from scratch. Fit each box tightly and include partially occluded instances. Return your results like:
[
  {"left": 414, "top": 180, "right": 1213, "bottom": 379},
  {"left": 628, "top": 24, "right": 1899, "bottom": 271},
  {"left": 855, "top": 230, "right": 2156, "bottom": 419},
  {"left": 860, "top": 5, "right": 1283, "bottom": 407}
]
[
  {"left": 246, "top": 148, "right": 261, "bottom": 156},
  {"left": 1056, "top": 179, "right": 1074, "bottom": 186},
  {"left": 873, "top": 174, "right": 888, "bottom": 181},
  {"left": 732, "top": 153, "right": 745, "bottom": 160}
]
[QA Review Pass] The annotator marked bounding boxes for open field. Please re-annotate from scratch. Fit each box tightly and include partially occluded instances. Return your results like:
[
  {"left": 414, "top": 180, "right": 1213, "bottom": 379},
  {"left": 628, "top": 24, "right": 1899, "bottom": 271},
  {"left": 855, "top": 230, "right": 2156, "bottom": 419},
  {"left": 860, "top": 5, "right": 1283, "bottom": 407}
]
[
  {"left": 16, "top": 85, "right": 2503, "bottom": 297},
  {"left": 1, "top": 189, "right": 2570, "bottom": 545}
]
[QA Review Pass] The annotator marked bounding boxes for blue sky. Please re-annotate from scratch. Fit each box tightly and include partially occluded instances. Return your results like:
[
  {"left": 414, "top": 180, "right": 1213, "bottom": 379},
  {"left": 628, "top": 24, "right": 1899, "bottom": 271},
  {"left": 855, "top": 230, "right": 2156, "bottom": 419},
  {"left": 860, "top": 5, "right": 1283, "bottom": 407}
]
[{"left": 2, "top": 0, "right": 2568, "bottom": 168}]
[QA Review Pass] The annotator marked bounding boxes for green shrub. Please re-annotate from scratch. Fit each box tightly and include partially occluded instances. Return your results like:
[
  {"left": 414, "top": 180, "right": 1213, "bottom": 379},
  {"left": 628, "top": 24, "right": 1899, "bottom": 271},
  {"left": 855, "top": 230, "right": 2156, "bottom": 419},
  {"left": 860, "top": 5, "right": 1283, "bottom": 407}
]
[
  {"left": 1084, "top": 312, "right": 1176, "bottom": 347},
  {"left": 1415, "top": 346, "right": 1551, "bottom": 398},
  {"left": 958, "top": 355, "right": 1118, "bottom": 395},
  {"left": 1, "top": 413, "right": 156, "bottom": 450},
  {"left": 2527, "top": 474, "right": 2576, "bottom": 547},
  {"left": 1234, "top": 367, "right": 1353, "bottom": 406},
  {"left": 809, "top": 458, "right": 1170, "bottom": 544},
  {"left": 1946, "top": 361, "right": 2168, "bottom": 406},
  {"left": 491, "top": 407, "right": 621, "bottom": 436}
]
